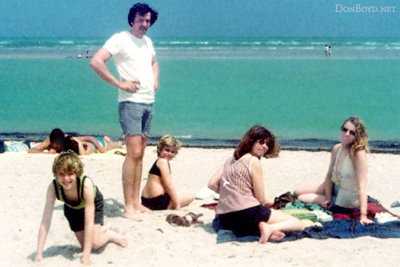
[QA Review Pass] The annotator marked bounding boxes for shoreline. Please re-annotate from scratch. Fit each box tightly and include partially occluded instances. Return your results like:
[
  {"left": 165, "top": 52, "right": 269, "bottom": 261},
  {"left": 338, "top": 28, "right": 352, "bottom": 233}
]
[{"left": 1, "top": 132, "right": 399, "bottom": 154}]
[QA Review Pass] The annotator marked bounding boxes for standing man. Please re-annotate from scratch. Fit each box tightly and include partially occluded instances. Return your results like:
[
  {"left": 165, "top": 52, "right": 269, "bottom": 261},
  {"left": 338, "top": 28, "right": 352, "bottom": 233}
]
[{"left": 90, "top": 3, "right": 159, "bottom": 221}]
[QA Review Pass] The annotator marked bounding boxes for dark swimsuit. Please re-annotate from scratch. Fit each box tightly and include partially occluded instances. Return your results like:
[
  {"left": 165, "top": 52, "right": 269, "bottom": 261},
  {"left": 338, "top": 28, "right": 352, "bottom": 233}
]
[
  {"left": 53, "top": 175, "right": 104, "bottom": 232},
  {"left": 141, "top": 160, "right": 171, "bottom": 210},
  {"left": 219, "top": 205, "right": 271, "bottom": 237}
]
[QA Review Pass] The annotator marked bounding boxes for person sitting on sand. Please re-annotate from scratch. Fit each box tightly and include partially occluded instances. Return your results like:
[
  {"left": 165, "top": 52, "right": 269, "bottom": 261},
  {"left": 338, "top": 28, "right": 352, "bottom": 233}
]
[
  {"left": 35, "top": 151, "right": 127, "bottom": 265},
  {"left": 28, "top": 128, "right": 66, "bottom": 153},
  {"left": 294, "top": 116, "right": 374, "bottom": 225},
  {"left": 65, "top": 135, "right": 123, "bottom": 155},
  {"left": 208, "top": 125, "right": 305, "bottom": 243},
  {"left": 141, "top": 135, "right": 194, "bottom": 210}
]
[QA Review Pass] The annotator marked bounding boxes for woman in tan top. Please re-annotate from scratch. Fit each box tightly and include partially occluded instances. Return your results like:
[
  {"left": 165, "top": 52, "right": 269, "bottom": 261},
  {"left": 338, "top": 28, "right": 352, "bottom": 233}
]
[
  {"left": 208, "top": 125, "right": 304, "bottom": 243},
  {"left": 294, "top": 116, "right": 374, "bottom": 225}
]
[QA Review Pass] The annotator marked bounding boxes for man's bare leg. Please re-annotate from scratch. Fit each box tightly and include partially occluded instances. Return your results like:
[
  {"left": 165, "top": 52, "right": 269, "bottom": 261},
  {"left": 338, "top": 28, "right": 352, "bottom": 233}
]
[{"left": 122, "top": 135, "right": 151, "bottom": 221}]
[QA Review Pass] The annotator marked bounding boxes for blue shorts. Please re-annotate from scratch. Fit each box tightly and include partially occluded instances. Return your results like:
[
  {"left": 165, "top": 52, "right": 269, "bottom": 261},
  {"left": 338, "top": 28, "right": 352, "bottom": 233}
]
[{"left": 119, "top": 102, "right": 153, "bottom": 137}]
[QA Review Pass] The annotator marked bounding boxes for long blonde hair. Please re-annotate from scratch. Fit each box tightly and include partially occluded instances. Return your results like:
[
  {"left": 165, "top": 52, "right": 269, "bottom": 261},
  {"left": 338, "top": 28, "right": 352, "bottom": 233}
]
[{"left": 341, "top": 116, "right": 369, "bottom": 160}]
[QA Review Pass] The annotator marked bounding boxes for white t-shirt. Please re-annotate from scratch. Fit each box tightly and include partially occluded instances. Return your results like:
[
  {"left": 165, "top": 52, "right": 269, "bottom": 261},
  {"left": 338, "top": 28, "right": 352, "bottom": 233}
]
[{"left": 103, "top": 31, "right": 156, "bottom": 104}]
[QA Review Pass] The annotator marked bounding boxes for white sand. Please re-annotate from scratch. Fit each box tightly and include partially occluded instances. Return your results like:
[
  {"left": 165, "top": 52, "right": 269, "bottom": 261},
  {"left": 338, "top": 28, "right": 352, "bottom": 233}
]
[{"left": 1, "top": 147, "right": 399, "bottom": 266}]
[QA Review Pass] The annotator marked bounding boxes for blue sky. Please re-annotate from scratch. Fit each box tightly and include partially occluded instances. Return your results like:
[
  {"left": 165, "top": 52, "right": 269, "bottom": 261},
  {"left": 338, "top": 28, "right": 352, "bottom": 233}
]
[{"left": 1, "top": 0, "right": 399, "bottom": 38}]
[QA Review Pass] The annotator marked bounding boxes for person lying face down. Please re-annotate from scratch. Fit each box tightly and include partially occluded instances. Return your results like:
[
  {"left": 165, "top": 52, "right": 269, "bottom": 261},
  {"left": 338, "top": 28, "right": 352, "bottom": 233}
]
[{"left": 28, "top": 128, "right": 66, "bottom": 153}]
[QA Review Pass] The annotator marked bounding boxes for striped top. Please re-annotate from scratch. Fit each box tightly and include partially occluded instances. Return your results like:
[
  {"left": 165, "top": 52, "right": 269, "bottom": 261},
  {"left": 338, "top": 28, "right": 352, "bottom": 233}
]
[
  {"left": 53, "top": 175, "right": 97, "bottom": 210},
  {"left": 216, "top": 154, "right": 261, "bottom": 214}
]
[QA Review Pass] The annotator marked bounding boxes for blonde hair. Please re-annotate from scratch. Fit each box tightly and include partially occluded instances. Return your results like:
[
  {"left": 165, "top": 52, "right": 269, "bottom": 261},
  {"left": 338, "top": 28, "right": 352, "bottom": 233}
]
[
  {"left": 156, "top": 135, "right": 182, "bottom": 156},
  {"left": 52, "top": 151, "right": 84, "bottom": 177},
  {"left": 341, "top": 116, "right": 369, "bottom": 160}
]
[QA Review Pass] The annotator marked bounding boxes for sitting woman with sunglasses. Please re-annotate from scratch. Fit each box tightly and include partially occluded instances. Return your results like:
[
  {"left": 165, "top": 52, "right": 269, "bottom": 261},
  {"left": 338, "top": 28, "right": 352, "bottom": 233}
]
[
  {"left": 294, "top": 116, "right": 374, "bottom": 225},
  {"left": 208, "top": 125, "right": 305, "bottom": 243}
]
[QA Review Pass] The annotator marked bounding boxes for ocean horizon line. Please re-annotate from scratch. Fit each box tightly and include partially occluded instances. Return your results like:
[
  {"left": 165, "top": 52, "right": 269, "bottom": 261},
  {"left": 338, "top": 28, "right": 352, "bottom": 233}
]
[
  {"left": 0, "top": 35, "right": 399, "bottom": 39},
  {"left": 1, "top": 36, "right": 399, "bottom": 60}
]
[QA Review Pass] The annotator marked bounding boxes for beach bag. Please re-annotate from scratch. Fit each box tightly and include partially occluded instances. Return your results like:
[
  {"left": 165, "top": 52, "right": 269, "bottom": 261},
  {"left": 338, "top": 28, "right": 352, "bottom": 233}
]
[{"left": 273, "top": 191, "right": 296, "bottom": 209}]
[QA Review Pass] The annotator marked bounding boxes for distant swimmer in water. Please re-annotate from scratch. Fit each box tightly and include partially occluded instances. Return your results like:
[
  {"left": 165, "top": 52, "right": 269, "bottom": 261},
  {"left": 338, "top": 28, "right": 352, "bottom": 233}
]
[
  {"left": 85, "top": 50, "right": 91, "bottom": 58},
  {"left": 325, "top": 44, "right": 332, "bottom": 57}
]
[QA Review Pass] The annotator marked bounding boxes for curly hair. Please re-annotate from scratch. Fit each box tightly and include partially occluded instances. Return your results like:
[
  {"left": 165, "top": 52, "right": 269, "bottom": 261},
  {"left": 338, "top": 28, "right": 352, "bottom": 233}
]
[
  {"left": 341, "top": 116, "right": 369, "bottom": 160},
  {"left": 52, "top": 151, "right": 84, "bottom": 177},
  {"left": 234, "top": 125, "right": 280, "bottom": 160},
  {"left": 128, "top": 3, "right": 158, "bottom": 26},
  {"left": 157, "top": 135, "right": 182, "bottom": 156}
]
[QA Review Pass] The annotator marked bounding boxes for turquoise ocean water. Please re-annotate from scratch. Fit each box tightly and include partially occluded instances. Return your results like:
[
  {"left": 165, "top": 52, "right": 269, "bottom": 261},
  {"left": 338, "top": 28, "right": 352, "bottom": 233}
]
[{"left": 0, "top": 37, "right": 399, "bottom": 152}]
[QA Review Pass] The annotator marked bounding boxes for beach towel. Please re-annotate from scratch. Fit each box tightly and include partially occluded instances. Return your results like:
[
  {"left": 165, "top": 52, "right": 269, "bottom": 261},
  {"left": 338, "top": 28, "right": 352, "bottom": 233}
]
[
  {"left": 213, "top": 216, "right": 400, "bottom": 243},
  {"left": 4, "top": 141, "right": 30, "bottom": 152},
  {"left": 282, "top": 220, "right": 400, "bottom": 241},
  {"left": 201, "top": 203, "right": 217, "bottom": 210},
  {"left": 213, "top": 197, "right": 400, "bottom": 243}
]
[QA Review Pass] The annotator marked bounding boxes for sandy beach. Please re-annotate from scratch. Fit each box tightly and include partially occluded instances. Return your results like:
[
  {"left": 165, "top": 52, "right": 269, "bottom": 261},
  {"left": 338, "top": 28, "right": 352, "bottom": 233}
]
[{"left": 1, "top": 147, "right": 400, "bottom": 266}]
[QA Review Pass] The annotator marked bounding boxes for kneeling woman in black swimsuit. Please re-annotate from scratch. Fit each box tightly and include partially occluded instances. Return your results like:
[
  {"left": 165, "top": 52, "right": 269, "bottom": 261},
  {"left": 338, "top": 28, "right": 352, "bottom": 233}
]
[{"left": 141, "top": 135, "right": 194, "bottom": 210}]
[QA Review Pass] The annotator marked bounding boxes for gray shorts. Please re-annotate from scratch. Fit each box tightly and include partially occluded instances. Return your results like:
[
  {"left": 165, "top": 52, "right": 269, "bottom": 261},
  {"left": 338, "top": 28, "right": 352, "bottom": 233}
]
[{"left": 119, "top": 101, "right": 153, "bottom": 137}]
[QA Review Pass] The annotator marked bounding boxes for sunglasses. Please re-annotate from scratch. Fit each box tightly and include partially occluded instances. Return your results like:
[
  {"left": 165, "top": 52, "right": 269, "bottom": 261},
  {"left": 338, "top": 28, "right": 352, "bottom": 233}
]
[
  {"left": 341, "top": 127, "right": 356, "bottom": 136},
  {"left": 257, "top": 139, "right": 269, "bottom": 145}
]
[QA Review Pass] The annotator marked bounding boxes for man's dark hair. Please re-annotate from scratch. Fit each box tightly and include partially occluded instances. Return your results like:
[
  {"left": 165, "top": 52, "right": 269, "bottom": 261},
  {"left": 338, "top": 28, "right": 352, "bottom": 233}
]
[
  {"left": 49, "top": 128, "right": 65, "bottom": 143},
  {"left": 128, "top": 3, "right": 158, "bottom": 26},
  {"left": 49, "top": 128, "right": 66, "bottom": 152}
]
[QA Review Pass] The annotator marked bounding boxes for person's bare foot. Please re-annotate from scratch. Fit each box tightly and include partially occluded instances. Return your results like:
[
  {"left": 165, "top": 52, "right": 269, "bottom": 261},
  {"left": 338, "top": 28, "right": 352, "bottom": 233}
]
[
  {"left": 101, "top": 225, "right": 111, "bottom": 233},
  {"left": 258, "top": 222, "right": 273, "bottom": 243},
  {"left": 258, "top": 222, "right": 286, "bottom": 243},
  {"left": 102, "top": 227, "right": 129, "bottom": 247},
  {"left": 112, "top": 234, "right": 128, "bottom": 247},
  {"left": 133, "top": 203, "right": 153, "bottom": 213},
  {"left": 122, "top": 210, "right": 143, "bottom": 222},
  {"left": 104, "top": 136, "right": 123, "bottom": 149},
  {"left": 269, "top": 230, "right": 285, "bottom": 242},
  {"left": 259, "top": 222, "right": 286, "bottom": 243},
  {"left": 103, "top": 136, "right": 112, "bottom": 143}
]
